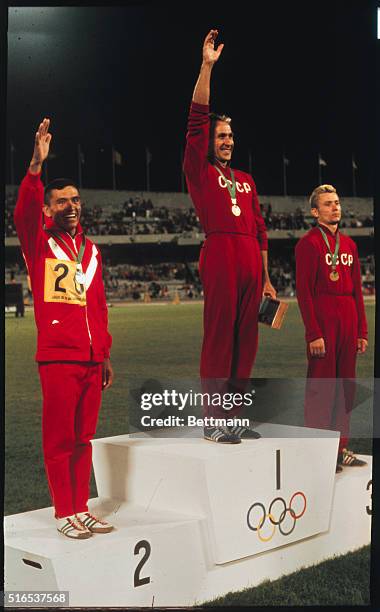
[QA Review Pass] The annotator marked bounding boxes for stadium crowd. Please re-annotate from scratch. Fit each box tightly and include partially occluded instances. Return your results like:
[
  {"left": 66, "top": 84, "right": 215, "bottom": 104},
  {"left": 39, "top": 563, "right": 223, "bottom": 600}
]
[
  {"left": 261, "top": 204, "right": 373, "bottom": 231},
  {"left": 5, "top": 192, "right": 374, "bottom": 238},
  {"left": 5, "top": 186, "right": 375, "bottom": 301},
  {"left": 6, "top": 253, "right": 375, "bottom": 302}
]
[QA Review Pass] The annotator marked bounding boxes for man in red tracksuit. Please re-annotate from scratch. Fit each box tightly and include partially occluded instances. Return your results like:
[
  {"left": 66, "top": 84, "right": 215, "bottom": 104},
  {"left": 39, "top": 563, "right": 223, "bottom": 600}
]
[
  {"left": 14, "top": 118, "right": 115, "bottom": 538},
  {"left": 295, "top": 184, "right": 368, "bottom": 472},
  {"left": 184, "top": 30, "right": 276, "bottom": 443}
]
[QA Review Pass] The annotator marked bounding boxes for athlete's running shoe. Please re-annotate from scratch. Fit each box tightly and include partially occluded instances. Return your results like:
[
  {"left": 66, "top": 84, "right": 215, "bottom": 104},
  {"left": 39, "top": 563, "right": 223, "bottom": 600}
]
[
  {"left": 338, "top": 449, "right": 367, "bottom": 468},
  {"left": 203, "top": 425, "right": 241, "bottom": 444},
  {"left": 229, "top": 425, "right": 261, "bottom": 439},
  {"left": 56, "top": 514, "right": 92, "bottom": 539},
  {"left": 76, "top": 511, "right": 114, "bottom": 533}
]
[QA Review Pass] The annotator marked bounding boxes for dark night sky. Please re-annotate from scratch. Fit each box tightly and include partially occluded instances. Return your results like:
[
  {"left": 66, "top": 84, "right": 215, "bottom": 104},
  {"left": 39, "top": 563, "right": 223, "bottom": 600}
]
[{"left": 5, "top": 2, "right": 378, "bottom": 196}]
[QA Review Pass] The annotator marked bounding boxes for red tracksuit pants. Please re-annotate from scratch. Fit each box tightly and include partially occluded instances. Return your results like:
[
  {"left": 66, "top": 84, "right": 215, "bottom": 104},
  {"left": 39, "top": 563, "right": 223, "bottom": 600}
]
[
  {"left": 39, "top": 361, "right": 103, "bottom": 518},
  {"left": 304, "top": 295, "right": 358, "bottom": 453},
  {"left": 199, "top": 234, "right": 262, "bottom": 418}
]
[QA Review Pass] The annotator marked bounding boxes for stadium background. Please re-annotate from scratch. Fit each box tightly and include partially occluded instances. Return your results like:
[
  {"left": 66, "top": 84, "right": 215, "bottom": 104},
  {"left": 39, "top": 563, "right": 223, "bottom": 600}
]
[
  {"left": 4, "top": 185, "right": 375, "bottom": 302},
  {"left": 4, "top": 2, "right": 377, "bottom": 607}
]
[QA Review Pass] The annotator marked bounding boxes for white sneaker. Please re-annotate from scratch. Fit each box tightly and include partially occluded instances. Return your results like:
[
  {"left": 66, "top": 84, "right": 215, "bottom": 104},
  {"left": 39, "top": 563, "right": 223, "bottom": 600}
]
[
  {"left": 56, "top": 514, "right": 92, "bottom": 539},
  {"left": 76, "top": 511, "right": 114, "bottom": 534}
]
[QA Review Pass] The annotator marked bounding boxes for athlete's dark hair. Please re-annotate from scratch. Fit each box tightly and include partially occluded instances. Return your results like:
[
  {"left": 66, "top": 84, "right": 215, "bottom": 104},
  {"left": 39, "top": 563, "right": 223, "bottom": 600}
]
[
  {"left": 207, "top": 112, "right": 232, "bottom": 164},
  {"left": 44, "top": 178, "right": 80, "bottom": 205}
]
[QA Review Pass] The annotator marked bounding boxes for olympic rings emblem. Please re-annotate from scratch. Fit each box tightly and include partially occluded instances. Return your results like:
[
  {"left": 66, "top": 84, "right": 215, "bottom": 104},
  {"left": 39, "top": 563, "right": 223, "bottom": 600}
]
[{"left": 247, "top": 491, "right": 307, "bottom": 542}]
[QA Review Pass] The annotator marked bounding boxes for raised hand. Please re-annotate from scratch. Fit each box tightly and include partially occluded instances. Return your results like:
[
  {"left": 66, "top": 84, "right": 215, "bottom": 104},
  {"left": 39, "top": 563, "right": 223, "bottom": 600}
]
[
  {"left": 29, "top": 118, "right": 52, "bottom": 173},
  {"left": 202, "top": 29, "right": 224, "bottom": 65}
]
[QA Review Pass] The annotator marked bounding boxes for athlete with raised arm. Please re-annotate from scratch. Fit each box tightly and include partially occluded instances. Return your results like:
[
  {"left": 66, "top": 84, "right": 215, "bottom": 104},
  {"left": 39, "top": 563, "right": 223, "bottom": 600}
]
[
  {"left": 184, "top": 30, "right": 276, "bottom": 443},
  {"left": 14, "top": 118, "right": 115, "bottom": 538}
]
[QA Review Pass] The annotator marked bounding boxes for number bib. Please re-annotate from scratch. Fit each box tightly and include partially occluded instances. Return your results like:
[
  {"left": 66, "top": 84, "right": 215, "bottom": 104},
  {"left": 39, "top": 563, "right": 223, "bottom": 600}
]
[{"left": 44, "top": 258, "right": 86, "bottom": 306}]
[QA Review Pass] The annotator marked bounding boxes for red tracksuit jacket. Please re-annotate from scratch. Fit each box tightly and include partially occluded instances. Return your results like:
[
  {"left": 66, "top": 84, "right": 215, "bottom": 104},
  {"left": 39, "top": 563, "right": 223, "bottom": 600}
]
[
  {"left": 183, "top": 101, "right": 268, "bottom": 249},
  {"left": 14, "top": 171, "right": 112, "bottom": 363},
  {"left": 295, "top": 225, "right": 368, "bottom": 343}
]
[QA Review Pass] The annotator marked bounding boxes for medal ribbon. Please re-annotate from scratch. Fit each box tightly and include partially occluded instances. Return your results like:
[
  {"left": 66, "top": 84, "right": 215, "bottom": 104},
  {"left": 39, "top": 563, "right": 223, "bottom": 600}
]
[
  {"left": 48, "top": 231, "right": 86, "bottom": 265},
  {"left": 213, "top": 165, "right": 237, "bottom": 204},
  {"left": 318, "top": 226, "right": 340, "bottom": 269}
]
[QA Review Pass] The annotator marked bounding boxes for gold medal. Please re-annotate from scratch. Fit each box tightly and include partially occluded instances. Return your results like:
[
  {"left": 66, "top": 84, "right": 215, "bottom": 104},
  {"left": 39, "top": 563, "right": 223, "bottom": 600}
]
[
  {"left": 214, "top": 166, "right": 243, "bottom": 217},
  {"left": 231, "top": 198, "right": 241, "bottom": 216},
  {"left": 329, "top": 270, "right": 339, "bottom": 281}
]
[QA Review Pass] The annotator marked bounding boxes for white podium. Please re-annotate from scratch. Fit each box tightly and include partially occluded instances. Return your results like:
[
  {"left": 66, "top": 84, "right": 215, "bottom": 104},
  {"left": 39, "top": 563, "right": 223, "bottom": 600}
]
[
  {"left": 5, "top": 424, "right": 372, "bottom": 607},
  {"left": 5, "top": 501, "right": 206, "bottom": 607}
]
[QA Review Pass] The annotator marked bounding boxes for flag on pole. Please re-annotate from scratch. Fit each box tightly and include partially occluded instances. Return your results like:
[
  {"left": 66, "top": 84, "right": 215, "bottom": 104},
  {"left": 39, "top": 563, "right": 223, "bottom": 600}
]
[
  {"left": 145, "top": 147, "right": 152, "bottom": 191},
  {"left": 351, "top": 153, "right": 358, "bottom": 197},
  {"left": 318, "top": 153, "right": 327, "bottom": 167},
  {"left": 111, "top": 147, "right": 122, "bottom": 190},
  {"left": 113, "top": 148, "right": 123, "bottom": 166},
  {"left": 282, "top": 153, "right": 289, "bottom": 196},
  {"left": 78, "top": 144, "right": 85, "bottom": 165}
]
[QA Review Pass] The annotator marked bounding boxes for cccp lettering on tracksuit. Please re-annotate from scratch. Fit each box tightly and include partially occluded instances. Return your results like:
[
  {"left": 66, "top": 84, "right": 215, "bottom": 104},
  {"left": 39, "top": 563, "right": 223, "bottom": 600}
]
[
  {"left": 183, "top": 102, "right": 268, "bottom": 417},
  {"left": 14, "top": 171, "right": 112, "bottom": 518},
  {"left": 295, "top": 225, "right": 368, "bottom": 452}
]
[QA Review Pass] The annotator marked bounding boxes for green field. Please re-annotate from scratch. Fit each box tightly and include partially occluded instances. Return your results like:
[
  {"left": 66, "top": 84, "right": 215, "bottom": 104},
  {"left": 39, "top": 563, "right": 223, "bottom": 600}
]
[
  {"left": 202, "top": 546, "right": 370, "bottom": 607},
  {"left": 5, "top": 301, "right": 375, "bottom": 606},
  {"left": 5, "top": 300, "right": 375, "bottom": 514}
]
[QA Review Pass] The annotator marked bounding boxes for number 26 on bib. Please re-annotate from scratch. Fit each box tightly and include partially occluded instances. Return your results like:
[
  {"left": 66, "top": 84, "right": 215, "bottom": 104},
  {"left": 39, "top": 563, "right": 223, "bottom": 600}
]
[{"left": 44, "top": 258, "right": 86, "bottom": 306}]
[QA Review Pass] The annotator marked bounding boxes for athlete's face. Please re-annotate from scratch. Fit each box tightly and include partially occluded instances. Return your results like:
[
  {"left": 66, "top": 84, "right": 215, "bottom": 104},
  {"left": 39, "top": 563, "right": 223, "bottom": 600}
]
[
  {"left": 44, "top": 186, "right": 82, "bottom": 236},
  {"left": 311, "top": 192, "right": 341, "bottom": 226},
  {"left": 214, "top": 121, "right": 234, "bottom": 165}
]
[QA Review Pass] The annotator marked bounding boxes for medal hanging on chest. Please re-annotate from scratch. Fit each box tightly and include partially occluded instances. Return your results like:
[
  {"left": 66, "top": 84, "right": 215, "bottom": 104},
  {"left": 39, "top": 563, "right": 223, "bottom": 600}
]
[
  {"left": 214, "top": 165, "right": 241, "bottom": 216},
  {"left": 49, "top": 231, "right": 87, "bottom": 284},
  {"left": 75, "top": 264, "right": 86, "bottom": 284},
  {"left": 318, "top": 226, "right": 340, "bottom": 282},
  {"left": 231, "top": 198, "right": 241, "bottom": 216}
]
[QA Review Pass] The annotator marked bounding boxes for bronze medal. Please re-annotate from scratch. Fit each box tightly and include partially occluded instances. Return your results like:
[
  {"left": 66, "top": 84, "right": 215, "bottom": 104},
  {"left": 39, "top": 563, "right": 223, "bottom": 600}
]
[{"left": 318, "top": 226, "right": 340, "bottom": 284}]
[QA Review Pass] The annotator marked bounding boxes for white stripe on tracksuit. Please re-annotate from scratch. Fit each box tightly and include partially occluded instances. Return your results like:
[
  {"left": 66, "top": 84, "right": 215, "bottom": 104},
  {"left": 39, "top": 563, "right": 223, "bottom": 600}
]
[{"left": 47, "top": 238, "right": 98, "bottom": 290}]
